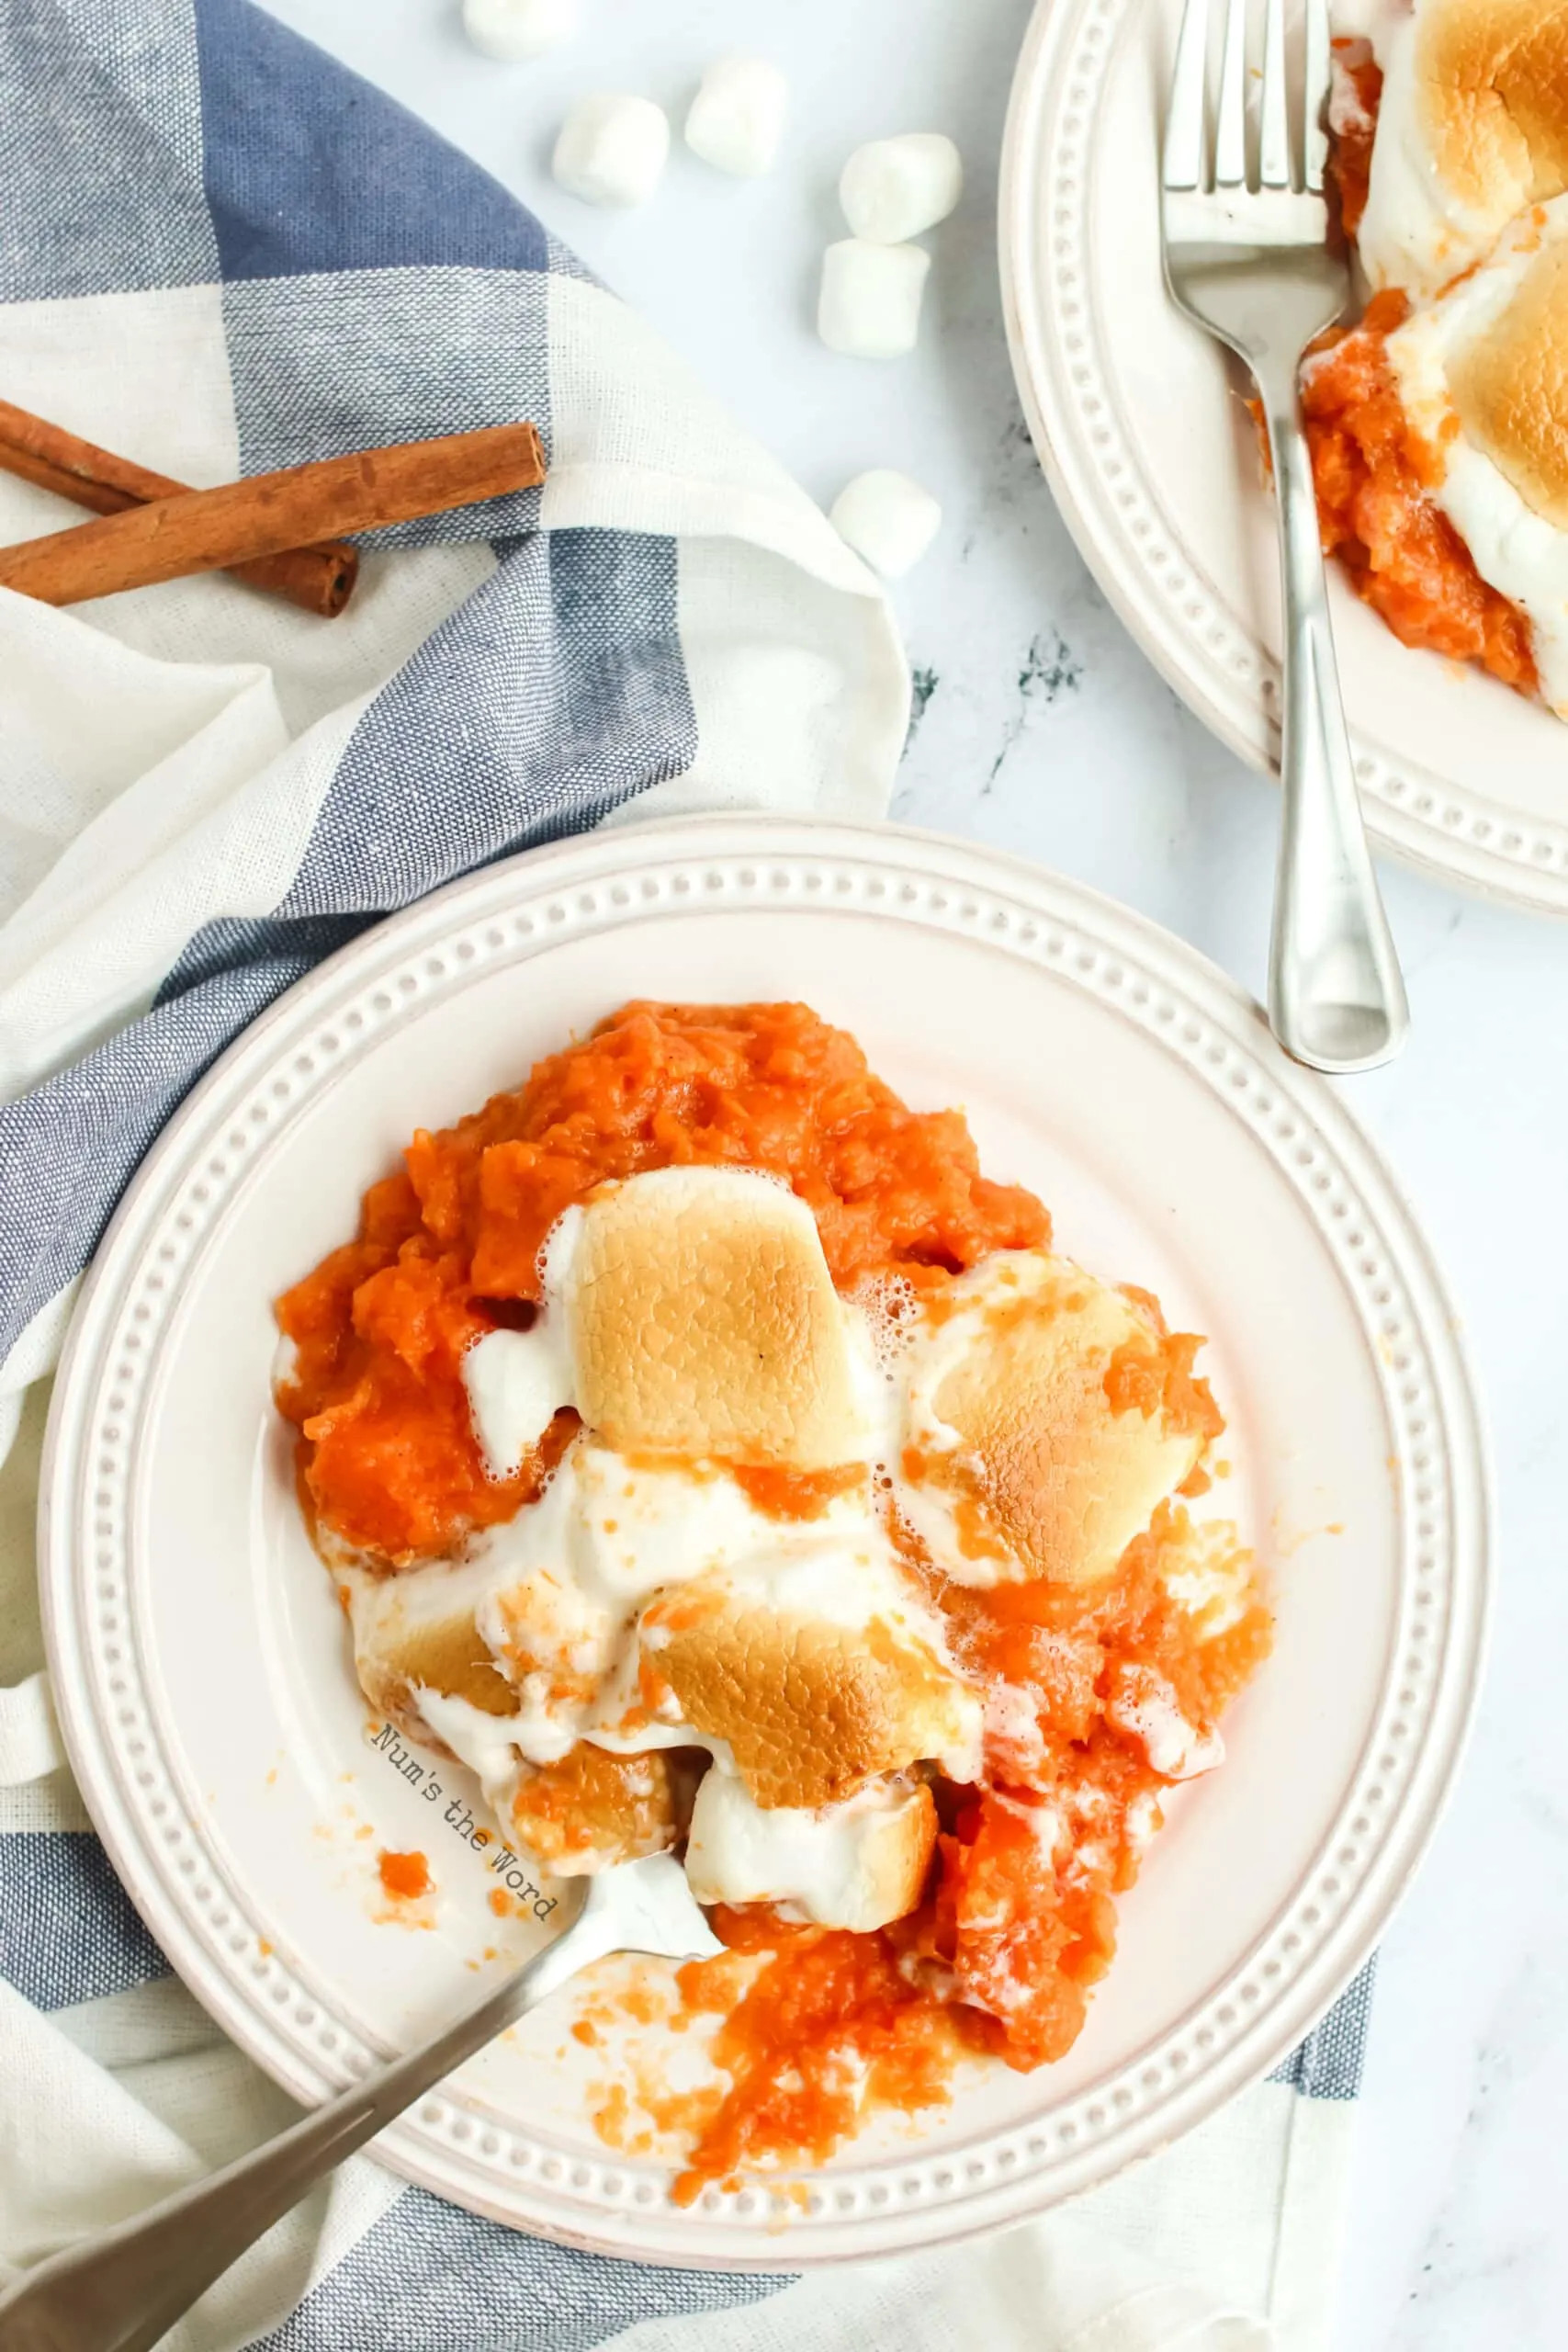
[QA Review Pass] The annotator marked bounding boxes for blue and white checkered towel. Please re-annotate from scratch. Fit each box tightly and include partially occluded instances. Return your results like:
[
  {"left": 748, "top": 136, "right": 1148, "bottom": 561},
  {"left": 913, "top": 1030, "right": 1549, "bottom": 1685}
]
[{"left": 0, "top": 6, "right": 1374, "bottom": 2346}]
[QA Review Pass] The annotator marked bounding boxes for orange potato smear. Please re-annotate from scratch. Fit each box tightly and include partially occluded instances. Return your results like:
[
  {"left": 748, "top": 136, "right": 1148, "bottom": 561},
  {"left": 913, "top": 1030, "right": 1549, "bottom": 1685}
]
[
  {"left": 275, "top": 1002, "right": 1047, "bottom": 1564},
  {"left": 669, "top": 1909, "right": 980, "bottom": 2205},
  {"left": 917, "top": 1792, "right": 1116, "bottom": 2069},
  {"left": 378, "top": 1849, "right": 431, "bottom": 1902},
  {"left": 1104, "top": 1329, "right": 1224, "bottom": 1445},
  {"left": 1328, "top": 40, "right": 1382, "bottom": 241},
  {"left": 1302, "top": 293, "right": 1540, "bottom": 697},
  {"left": 728, "top": 1462, "right": 868, "bottom": 1520}
]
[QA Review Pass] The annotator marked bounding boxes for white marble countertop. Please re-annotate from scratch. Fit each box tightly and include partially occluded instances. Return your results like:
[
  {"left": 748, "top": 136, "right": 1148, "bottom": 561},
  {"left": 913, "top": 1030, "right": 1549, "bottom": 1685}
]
[{"left": 262, "top": 5, "right": 1568, "bottom": 2343}]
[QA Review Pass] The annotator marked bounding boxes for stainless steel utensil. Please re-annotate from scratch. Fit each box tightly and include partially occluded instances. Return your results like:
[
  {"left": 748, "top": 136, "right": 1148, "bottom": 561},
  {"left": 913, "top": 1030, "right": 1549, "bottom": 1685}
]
[
  {"left": 1161, "top": 0, "right": 1409, "bottom": 1071},
  {"left": 0, "top": 1854, "right": 721, "bottom": 2352}
]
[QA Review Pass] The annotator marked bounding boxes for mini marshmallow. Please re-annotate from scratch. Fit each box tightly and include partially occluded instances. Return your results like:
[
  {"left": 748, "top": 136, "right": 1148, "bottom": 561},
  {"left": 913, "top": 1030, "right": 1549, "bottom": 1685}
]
[
  {"left": 462, "top": 0, "right": 577, "bottom": 62},
  {"left": 830, "top": 469, "right": 942, "bottom": 579},
  {"left": 818, "top": 239, "right": 931, "bottom": 359},
  {"left": 840, "top": 134, "right": 964, "bottom": 244},
  {"left": 684, "top": 57, "right": 789, "bottom": 178},
  {"left": 552, "top": 94, "right": 670, "bottom": 209}
]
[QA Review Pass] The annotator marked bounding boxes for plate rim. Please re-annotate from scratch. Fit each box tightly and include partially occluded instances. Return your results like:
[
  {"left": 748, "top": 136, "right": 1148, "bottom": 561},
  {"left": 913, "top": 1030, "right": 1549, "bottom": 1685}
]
[
  {"left": 39, "top": 811, "right": 1494, "bottom": 2267},
  {"left": 998, "top": 0, "right": 1568, "bottom": 918}
]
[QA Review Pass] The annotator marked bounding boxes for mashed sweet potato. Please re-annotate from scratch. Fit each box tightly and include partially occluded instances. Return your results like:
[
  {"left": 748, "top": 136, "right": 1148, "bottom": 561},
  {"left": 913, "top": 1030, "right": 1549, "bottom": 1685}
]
[
  {"left": 275, "top": 1001, "right": 1048, "bottom": 1564},
  {"left": 1307, "top": 52, "right": 1540, "bottom": 695},
  {"left": 1302, "top": 292, "right": 1540, "bottom": 695},
  {"left": 276, "top": 1001, "right": 1269, "bottom": 2193}
]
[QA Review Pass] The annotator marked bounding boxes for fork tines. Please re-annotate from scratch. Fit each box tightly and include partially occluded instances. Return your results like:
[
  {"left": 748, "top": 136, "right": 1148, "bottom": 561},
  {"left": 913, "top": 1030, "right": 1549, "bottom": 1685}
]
[{"left": 1163, "top": 0, "right": 1331, "bottom": 198}]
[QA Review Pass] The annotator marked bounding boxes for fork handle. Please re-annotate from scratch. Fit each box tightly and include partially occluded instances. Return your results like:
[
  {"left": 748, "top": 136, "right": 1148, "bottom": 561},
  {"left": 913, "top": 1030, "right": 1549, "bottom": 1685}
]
[
  {"left": 1258, "top": 373, "right": 1409, "bottom": 1072},
  {"left": 0, "top": 1902, "right": 617, "bottom": 2352}
]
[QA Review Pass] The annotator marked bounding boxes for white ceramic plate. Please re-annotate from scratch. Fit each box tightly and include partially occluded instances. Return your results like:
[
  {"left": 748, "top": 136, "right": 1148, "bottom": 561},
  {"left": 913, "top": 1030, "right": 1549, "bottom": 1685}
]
[
  {"left": 1000, "top": 0, "right": 1568, "bottom": 914},
  {"left": 42, "top": 816, "right": 1487, "bottom": 2267}
]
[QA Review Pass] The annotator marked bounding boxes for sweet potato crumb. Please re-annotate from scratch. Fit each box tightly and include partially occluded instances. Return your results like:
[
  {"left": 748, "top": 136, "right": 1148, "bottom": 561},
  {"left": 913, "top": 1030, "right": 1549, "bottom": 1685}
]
[{"left": 378, "top": 1849, "right": 432, "bottom": 1902}]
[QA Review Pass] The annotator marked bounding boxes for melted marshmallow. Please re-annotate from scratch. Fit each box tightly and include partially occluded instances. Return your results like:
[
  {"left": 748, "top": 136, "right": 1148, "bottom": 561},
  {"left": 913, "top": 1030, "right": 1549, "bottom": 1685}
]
[
  {"left": 1160, "top": 1523, "right": 1254, "bottom": 1639},
  {"left": 459, "top": 1206, "right": 581, "bottom": 1476},
  {"left": 1106, "top": 1672, "right": 1224, "bottom": 1781},
  {"left": 472, "top": 1441, "right": 887, "bottom": 1761},
  {"left": 886, "top": 1251, "right": 1029, "bottom": 1585},
  {"left": 684, "top": 1769, "right": 930, "bottom": 1931},
  {"left": 1350, "top": 1, "right": 1497, "bottom": 300},
  {"left": 353, "top": 1431, "right": 968, "bottom": 1774},
  {"left": 462, "top": 1328, "right": 569, "bottom": 1478},
  {"left": 1373, "top": 202, "right": 1568, "bottom": 714},
  {"left": 359, "top": 1191, "right": 1227, "bottom": 1890}
]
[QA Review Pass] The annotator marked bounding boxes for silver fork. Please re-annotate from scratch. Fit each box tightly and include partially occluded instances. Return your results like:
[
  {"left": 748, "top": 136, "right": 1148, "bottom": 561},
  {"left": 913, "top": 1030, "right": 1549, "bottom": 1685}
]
[
  {"left": 1162, "top": 0, "right": 1408, "bottom": 1073},
  {"left": 0, "top": 1855, "right": 721, "bottom": 2352}
]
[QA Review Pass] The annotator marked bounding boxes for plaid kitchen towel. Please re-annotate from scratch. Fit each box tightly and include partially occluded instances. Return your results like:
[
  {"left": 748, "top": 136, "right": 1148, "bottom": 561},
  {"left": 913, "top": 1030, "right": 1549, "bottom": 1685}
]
[{"left": 0, "top": 5, "right": 1373, "bottom": 2347}]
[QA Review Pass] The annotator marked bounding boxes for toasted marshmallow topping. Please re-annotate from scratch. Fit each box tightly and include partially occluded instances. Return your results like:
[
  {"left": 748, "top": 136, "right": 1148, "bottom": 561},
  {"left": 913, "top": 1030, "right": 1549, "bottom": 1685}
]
[
  {"left": 459, "top": 1210, "right": 580, "bottom": 1476},
  {"left": 684, "top": 1770, "right": 937, "bottom": 1930},
  {"left": 349, "top": 1555, "right": 525, "bottom": 1734},
  {"left": 508, "top": 1743, "right": 689, "bottom": 1877},
  {"left": 566, "top": 1167, "right": 878, "bottom": 1469},
  {"left": 354, "top": 1438, "right": 879, "bottom": 1768},
  {"left": 1357, "top": 0, "right": 1568, "bottom": 299},
  {"left": 893, "top": 1250, "right": 1202, "bottom": 1589},
  {"left": 1367, "top": 202, "right": 1568, "bottom": 712},
  {"left": 349, "top": 1429, "right": 976, "bottom": 1848},
  {"left": 412, "top": 1682, "right": 542, "bottom": 1819},
  {"left": 462, "top": 1170, "right": 893, "bottom": 1479},
  {"left": 351, "top": 1190, "right": 1231, "bottom": 1886},
  {"left": 643, "top": 1543, "right": 982, "bottom": 1808}
]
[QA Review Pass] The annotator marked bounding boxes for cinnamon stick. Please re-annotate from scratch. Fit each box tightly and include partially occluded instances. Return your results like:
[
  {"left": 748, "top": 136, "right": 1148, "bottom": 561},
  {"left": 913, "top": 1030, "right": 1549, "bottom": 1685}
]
[
  {"left": 0, "top": 397, "right": 359, "bottom": 617},
  {"left": 0, "top": 422, "right": 547, "bottom": 609}
]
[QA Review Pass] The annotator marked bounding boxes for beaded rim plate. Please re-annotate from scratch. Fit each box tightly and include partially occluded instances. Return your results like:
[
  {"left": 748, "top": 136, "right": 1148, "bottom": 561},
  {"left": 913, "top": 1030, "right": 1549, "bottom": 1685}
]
[
  {"left": 41, "top": 816, "right": 1489, "bottom": 2264},
  {"left": 1000, "top": 0, "right": 1568, "bottom": 915}
]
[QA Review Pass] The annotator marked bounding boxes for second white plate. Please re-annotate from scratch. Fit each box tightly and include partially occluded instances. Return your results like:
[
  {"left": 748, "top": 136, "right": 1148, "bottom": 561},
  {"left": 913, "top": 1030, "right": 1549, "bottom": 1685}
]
[{"left": 1000, "top": 0, "right": 1568, "bottom": 913}]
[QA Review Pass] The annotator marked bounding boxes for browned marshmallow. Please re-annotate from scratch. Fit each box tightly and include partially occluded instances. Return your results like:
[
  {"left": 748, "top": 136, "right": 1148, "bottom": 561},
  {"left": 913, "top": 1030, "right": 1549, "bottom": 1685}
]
[
  {"left": 1449, "top": 236, "right": 1568, "bottom": 528},
  {"left": 566, "top": 1168, "right": 866, "bottom": 1466},
  {"left": 1417, "top": 0, "right": 1568, "bottom": 232},
  {"left": 903, "top": 1252, "right": 1203, "bottom": 1589},
  {"left": 349, "top": 1585, "right": 516, "bottom": 1731},
  {"left": 509, "top": 1743, "right": 693, "bottom": 1874},
  {"left": 646, "top": 1577, "right": 977, "bottom": 1810}
]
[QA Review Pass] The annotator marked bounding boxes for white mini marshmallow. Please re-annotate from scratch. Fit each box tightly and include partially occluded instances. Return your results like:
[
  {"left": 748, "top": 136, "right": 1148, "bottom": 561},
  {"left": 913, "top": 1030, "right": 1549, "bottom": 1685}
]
[
  {"left": 552, "top": 94, "right": 671, "bottom": 208},
  {"left": 840, "top": 134, "right": 963, "bottom": 244},
  {"left": 818, "top": 239, "right": 931, "bottom": 359},
  {"left": 684, "top": 57, "right": 789, "bottom": 178},
  {"left": 829, "top": 469, "right": 942, "bottom": 579},
  {"left": 462, "top": 0, "right": 577, "bottom": 62}
]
